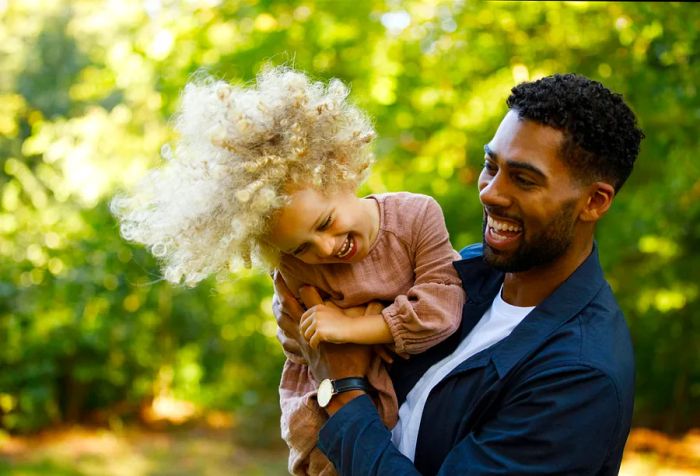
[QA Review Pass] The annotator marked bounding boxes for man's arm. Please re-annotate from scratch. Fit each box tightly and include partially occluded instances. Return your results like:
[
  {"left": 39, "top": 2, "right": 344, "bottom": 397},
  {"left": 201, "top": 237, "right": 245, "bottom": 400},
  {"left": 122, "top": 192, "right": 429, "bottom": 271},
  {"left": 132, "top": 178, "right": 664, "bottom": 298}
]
[
  {"left": 273, "top": 273, "right": 624, "bottom": 475},
  {"left": 317, "top": 364, "right": 623, "bottom": 475}
]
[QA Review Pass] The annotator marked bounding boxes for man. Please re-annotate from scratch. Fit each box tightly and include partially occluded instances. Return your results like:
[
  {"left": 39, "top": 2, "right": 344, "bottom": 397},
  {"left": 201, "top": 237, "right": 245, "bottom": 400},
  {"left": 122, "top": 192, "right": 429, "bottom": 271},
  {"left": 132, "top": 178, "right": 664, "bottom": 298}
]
[{"left": 274, "top": 73, "right": 644, "bottom": 475}]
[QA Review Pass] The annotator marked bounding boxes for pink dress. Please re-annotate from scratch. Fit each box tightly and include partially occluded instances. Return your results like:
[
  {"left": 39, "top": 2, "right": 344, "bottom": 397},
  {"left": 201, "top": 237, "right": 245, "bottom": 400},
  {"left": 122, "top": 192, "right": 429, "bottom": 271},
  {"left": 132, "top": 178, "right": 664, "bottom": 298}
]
[{"left": 278, "top": 192, "right": 465, "bottom": 476}]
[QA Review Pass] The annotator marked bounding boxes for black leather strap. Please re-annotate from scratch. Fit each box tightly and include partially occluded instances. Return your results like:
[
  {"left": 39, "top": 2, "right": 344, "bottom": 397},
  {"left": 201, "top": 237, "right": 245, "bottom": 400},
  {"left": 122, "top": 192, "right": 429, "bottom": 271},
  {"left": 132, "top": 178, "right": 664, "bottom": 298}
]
[{"left": 332, "top": 377, "right": 372, "bottom": 394}]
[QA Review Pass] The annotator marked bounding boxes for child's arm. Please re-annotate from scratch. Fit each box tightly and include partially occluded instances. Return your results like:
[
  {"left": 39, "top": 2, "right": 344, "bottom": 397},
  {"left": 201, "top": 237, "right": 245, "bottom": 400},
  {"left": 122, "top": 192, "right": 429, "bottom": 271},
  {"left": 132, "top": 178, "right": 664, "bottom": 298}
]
[
  {"left": 376, "top": 195, "right": 465, "bottom": 355},
  {"left": 300, "top": 302, "right": 392, "bottom": 349},
  {"left": 300, "top": 195, "right": 465, "bottom": 354}
]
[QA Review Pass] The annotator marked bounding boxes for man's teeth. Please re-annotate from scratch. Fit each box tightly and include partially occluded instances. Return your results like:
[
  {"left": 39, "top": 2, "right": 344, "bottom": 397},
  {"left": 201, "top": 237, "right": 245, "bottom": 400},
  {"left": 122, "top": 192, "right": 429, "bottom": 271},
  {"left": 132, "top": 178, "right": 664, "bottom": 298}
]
[
  {"left": 487, "top": 216, "right": 522, "bottom": 232},
  {"left": 336, "top": 236, "right": 353, "bottom": 258}
]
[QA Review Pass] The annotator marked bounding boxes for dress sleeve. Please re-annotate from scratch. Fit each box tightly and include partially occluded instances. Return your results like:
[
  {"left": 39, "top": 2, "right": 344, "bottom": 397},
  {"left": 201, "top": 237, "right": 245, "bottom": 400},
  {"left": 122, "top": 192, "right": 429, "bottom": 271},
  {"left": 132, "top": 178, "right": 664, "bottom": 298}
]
[
  {"left": 318, "top": 365, "right": 623, "bottom": 475},
  {"left": 381, "top": 197, "right": 465, "bottom": 354}
]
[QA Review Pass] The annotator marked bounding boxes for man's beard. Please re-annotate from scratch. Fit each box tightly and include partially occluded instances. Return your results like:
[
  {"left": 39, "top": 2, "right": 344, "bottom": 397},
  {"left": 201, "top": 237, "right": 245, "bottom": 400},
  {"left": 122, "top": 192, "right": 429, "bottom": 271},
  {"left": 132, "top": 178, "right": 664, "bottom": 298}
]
[{"left": 482, "top": 200, "right": 578, "bottom": 273}]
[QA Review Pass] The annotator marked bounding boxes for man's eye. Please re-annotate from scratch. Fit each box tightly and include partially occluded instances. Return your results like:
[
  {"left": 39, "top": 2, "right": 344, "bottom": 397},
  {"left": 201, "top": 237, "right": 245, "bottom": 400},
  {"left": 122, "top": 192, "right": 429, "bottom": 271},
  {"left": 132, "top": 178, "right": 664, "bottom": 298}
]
[
  {"left": 483, "top": 161, "right": 497, "bottom": 173},
  {"left": 515, "top": 175, "right": 535, "bottom": 187}
]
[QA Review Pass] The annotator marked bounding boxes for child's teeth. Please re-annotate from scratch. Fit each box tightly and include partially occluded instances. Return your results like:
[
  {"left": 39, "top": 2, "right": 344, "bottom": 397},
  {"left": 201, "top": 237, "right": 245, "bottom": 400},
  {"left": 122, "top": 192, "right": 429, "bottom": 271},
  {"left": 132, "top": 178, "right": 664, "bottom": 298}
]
[{"left": 337, "top": 236, "right": 352, "bottom": 258}]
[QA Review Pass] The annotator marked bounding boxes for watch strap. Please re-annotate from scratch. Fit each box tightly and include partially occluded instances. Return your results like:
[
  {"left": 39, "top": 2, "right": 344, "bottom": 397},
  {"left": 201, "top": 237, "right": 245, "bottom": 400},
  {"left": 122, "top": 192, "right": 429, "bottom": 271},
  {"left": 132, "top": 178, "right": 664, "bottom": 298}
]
[{"left": 332, "top": 377, "right": 371, "bottom": 394}]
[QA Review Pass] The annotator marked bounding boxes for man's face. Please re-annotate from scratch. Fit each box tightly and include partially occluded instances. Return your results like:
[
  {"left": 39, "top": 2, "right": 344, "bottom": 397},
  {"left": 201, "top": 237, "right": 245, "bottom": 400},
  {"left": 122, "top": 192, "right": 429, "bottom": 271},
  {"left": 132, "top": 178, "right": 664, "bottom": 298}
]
[{"left": 478, "top": 110, "right": 586, "bottom": 272}]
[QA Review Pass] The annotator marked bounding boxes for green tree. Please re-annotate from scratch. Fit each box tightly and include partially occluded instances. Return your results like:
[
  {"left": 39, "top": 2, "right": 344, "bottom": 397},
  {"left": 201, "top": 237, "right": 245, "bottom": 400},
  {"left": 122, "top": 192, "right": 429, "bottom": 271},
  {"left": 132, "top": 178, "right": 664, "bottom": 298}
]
[{"left": 0, "top": 0, "right": 698, "bottom": 440}]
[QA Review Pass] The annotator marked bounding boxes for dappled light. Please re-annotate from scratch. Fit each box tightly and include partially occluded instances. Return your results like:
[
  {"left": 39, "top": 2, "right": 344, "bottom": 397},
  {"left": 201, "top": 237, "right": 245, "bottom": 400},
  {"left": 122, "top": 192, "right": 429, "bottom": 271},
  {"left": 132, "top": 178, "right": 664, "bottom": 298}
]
[{"left": 0, "top": 0, "right": 698, "bottom": 473}]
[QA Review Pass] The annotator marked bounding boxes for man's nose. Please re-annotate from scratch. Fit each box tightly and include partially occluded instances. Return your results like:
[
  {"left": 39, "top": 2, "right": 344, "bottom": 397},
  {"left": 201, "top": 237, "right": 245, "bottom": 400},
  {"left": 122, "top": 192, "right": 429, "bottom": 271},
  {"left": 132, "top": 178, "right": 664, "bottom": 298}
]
[{"left": 478, "top": 173, "right": 511, "bottom": 209}]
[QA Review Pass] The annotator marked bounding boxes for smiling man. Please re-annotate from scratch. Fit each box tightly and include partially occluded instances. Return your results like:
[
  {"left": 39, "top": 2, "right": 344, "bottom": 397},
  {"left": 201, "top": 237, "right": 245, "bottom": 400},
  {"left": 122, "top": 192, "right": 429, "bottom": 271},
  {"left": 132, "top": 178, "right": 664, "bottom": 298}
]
[
  {"left": 274, "top": 73, "right": 644, "bottom": 475},
  {"left": 478, "top": 107, "right": 616, "bottom": 307}
]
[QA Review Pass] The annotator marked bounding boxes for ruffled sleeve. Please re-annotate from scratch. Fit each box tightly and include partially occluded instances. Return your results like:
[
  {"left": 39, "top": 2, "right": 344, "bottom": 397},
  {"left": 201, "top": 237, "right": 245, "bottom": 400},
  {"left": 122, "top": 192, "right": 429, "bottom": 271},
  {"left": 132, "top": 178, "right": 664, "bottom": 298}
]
[{"left": 381, "top": 196, "right": 465, "bottom": 354}]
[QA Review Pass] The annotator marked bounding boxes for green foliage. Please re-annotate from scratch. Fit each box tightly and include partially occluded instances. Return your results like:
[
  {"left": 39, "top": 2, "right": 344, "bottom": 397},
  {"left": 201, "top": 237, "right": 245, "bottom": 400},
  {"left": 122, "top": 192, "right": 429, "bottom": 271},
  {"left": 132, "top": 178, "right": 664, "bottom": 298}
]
[{"left": 0, "top": 0, "right": 698, "bottom": 438}]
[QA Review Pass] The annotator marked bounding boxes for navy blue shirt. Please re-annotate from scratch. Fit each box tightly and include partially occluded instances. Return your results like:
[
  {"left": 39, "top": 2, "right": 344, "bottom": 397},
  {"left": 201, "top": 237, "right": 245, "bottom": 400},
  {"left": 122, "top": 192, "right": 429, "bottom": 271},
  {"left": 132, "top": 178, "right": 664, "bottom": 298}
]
[{"left": 318, "top": 243, "right": 635, "bottom": 475}]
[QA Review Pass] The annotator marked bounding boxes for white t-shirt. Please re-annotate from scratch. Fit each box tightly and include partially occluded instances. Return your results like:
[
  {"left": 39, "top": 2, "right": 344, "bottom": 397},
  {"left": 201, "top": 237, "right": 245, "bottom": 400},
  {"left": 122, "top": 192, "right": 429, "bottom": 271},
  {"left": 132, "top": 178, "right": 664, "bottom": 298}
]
[{"left": 391, "top": 287, "right": 535, "bottom": 461}]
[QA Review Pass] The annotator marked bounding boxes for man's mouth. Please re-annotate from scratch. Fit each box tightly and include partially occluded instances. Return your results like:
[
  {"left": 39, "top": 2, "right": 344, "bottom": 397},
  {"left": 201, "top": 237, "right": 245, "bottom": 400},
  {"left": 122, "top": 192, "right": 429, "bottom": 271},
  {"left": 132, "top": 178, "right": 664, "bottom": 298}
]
[
  {"left": 335, "top": 234, "right": 357, "bottom": 259},
  {"left": 485, "top": 215, "right": 523, "bottom": 248},
  {"left": 487, "top": 215, "right": 522, "bottom": 233}
]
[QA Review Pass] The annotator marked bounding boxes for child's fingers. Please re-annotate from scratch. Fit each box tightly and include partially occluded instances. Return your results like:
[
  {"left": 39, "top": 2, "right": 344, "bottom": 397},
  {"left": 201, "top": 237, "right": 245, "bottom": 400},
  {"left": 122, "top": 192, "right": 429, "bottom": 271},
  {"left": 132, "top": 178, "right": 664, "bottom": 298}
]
[
  {"left": 300, "top": 305, "right": 322, "bottom": 327},
  {"left": 302, "top": 321, "right": 316, "bottom": 342},
  {"left": 300, "top": 308, "right": 313, "bottom": 322},
  {"left": 309, "top": 332, "right": 321, "bottom": 349},
  {"left": 299, "top": 313, "right": 312, "bottom": 335}
]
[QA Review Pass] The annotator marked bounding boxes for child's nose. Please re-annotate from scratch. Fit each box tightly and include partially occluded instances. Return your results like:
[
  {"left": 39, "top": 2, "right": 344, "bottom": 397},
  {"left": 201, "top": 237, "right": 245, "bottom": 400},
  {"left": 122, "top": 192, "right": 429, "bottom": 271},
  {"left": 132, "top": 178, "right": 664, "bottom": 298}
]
[{"left": 313, "top": 234, "right": 336, "bottom": 257}]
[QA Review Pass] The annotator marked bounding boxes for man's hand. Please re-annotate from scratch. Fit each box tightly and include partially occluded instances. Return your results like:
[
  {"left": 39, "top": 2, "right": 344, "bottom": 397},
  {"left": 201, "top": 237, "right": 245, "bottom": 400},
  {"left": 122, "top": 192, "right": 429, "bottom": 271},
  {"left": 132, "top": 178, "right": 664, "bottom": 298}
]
[
  {"left": 297, "top": 286, "right": 372, "bottom": 383},
  {"left": 300, "top": 303, "right": 355, "bottom": 348},
  {"left": 272, "top": 271, "right": 305, "bottom": 359},
  {"left": 272, "top": 272, "right": 372, "bottom": 384}
]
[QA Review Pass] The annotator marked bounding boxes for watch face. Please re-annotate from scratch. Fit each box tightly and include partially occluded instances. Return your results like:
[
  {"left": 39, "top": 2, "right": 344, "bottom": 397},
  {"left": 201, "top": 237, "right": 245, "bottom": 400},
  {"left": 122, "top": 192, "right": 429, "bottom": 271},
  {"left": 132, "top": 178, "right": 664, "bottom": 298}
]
[{"left": 317, "top": 379, "right": 333, "bottom": 408}]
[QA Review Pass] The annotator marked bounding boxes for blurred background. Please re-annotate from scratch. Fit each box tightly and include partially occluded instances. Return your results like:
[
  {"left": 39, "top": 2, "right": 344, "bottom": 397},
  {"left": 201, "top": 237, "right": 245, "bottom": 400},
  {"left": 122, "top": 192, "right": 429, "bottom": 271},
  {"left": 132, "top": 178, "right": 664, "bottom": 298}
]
[{"left": 0, "top": 0, "right": 698, "bottom": 474}]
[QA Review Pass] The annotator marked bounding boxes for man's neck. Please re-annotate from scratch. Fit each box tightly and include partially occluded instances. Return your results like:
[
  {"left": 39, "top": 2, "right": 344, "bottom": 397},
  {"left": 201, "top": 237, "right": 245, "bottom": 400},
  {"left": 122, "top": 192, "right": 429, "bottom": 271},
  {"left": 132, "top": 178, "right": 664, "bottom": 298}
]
[{"left": 501, "top": 238, "right": 594, "bottom": 307}]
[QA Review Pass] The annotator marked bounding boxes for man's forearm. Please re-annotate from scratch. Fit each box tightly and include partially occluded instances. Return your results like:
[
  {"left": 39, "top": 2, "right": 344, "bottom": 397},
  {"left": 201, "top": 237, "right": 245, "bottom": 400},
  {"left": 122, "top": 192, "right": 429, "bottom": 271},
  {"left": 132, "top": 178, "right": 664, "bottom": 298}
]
[
  {"left": 324, "top": 389, "right": 366, "bottom": 416},
  {"left": 319, "top": 395, "right": 422, "bottom": 476}
]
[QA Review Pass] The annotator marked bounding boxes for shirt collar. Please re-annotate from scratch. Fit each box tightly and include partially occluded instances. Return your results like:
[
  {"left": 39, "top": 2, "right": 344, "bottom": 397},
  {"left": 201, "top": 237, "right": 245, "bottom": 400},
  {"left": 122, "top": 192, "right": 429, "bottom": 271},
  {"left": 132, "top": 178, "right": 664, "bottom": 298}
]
[{"left": 453, "top": 242, "right": 607, "bottom": 378}]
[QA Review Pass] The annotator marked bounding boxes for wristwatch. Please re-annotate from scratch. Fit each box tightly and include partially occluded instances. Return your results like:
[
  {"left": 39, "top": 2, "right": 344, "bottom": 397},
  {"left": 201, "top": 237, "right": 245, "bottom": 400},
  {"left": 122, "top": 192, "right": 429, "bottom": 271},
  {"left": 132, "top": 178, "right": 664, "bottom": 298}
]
[{"left": 317, "top": 377, "right": 371, "bottom": 408}]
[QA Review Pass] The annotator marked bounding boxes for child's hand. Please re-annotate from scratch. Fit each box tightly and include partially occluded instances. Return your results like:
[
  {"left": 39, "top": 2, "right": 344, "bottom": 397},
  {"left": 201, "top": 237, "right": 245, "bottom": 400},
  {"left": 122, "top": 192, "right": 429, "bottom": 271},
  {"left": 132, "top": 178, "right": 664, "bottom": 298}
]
[{"left": 300, "top": 303, "right": 354, "bottom": 349}]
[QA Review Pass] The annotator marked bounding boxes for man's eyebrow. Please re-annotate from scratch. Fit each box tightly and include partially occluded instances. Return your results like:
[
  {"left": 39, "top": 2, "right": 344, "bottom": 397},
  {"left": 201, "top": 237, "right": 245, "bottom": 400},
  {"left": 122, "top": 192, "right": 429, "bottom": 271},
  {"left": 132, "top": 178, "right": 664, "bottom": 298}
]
[{"left": 483, "top": 144, "right": 547, "bottom": 180}]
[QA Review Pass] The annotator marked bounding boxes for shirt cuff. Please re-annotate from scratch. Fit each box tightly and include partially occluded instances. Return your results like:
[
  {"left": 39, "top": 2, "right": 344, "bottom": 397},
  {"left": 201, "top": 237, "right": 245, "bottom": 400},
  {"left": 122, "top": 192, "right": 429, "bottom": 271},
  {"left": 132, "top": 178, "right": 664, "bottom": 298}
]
[{"left": 318, "top": 394, "right": 383, "bottom": 456}]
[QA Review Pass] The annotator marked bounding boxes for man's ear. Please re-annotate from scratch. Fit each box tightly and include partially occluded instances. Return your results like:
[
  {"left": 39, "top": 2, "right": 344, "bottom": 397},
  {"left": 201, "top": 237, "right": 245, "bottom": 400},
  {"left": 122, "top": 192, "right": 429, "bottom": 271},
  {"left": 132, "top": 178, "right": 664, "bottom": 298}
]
[{"left": 579, "top": 182, "right": 615, "bottom": 222}]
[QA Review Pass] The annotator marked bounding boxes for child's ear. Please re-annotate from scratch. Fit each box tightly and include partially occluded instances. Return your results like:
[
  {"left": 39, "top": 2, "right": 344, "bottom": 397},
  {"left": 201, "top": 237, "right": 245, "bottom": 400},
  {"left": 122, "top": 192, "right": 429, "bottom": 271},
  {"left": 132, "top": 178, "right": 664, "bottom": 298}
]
[{"left": 579, "top": 182, "right": 615, "bottom": 222}]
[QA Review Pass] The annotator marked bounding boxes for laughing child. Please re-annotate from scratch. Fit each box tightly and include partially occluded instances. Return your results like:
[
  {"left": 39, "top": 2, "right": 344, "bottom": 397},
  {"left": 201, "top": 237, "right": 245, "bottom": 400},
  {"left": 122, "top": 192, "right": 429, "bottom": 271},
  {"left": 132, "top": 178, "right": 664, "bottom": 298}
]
[{"left": 111, "top": 67, "right": 465, "bottom": 475}]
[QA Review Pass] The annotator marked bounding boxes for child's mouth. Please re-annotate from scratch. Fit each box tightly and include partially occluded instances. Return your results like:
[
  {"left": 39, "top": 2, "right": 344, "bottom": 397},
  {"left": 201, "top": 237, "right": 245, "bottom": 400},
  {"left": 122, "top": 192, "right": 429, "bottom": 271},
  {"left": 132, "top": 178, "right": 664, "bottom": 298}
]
[{"left": 336, "top": 234, "right": 357, "bottom": 259}]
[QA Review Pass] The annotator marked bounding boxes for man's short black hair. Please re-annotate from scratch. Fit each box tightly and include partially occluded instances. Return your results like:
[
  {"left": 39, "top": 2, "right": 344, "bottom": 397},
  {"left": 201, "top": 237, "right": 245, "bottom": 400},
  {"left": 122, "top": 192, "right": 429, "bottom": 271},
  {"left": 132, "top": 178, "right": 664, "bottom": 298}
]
[{"left": 506, "top": 73, "right": 644, "bottom": 192}]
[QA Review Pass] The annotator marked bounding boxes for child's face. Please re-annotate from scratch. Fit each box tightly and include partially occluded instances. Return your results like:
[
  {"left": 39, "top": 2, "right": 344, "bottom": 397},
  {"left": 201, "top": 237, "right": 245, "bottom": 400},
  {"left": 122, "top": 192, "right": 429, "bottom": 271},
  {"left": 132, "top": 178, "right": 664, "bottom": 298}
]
[{"left": 267, "top": 187, "right": 379, "bottom": 265}]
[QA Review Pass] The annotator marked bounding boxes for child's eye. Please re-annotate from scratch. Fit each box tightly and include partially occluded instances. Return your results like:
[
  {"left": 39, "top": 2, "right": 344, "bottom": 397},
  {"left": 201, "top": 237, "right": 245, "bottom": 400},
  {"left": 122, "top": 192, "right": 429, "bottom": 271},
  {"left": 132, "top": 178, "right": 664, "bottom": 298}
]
[
  {"left": 293, "top": 243, "right": 309, "bottom": 256},
  {"left": 318, "top": 214, "right": 333, "bottom": 231}
]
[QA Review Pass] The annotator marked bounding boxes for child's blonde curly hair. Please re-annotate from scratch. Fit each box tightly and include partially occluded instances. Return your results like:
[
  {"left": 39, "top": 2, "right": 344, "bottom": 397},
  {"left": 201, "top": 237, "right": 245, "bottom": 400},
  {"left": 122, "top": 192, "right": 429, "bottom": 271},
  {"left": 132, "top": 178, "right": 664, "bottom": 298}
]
[{"left": 111, "top": 66, "right": 376, "bottom": 286}]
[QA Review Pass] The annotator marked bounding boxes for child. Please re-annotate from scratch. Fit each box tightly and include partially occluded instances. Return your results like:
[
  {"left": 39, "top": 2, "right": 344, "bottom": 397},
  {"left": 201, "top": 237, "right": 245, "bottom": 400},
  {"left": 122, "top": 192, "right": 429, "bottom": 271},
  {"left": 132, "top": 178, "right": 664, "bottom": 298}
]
[{"left": 111, "top": 67, "right": 465, "bottom": 475}]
